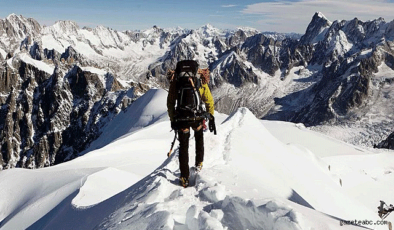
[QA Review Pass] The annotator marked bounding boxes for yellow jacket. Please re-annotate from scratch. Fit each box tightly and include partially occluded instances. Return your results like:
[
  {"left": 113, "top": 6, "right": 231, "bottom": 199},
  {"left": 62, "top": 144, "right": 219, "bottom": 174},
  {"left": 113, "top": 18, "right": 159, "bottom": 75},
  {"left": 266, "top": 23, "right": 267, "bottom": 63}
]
[{"left": 167, "top": 79, "right": 214, "bottom": 122}]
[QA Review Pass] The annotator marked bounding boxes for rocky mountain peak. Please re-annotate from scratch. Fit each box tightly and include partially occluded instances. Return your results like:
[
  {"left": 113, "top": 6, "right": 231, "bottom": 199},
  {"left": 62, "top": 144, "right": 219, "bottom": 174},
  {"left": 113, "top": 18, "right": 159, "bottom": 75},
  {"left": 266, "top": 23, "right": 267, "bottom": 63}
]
[
  {"left": 49, "top": 20, "right": 80, "bottom": 35},
  {"left": 197, "top": 23, "right": 223, "bottom": 38},
  {"left": 6, "top": 13, "right": 20, "bottom": 21},
  {"left": 94, "top": 25, "right": 112, "bottom": 32},
  {"left": 237, "top": 27, "right": 259, "bottom": 35},
  {"left": 142, "top": 25, "right": 164, "bottom": 36},
  {"left": 200, "top": 23, "right": 214, "bottom": 30},
  {"left": 152, "top": 25, "right": 161, "bottom": 33},
  {"left": 0, "top": 13, "right": 41, "bottom": 41},
  {"left": 163, "top": 26, "right": 188, "bottom": 35},
  {"left": 315, "top": 12, "right": 330, "bottom": 21},
  {"left": 300, "top": 12, "right": 332, "bottom": 45}
]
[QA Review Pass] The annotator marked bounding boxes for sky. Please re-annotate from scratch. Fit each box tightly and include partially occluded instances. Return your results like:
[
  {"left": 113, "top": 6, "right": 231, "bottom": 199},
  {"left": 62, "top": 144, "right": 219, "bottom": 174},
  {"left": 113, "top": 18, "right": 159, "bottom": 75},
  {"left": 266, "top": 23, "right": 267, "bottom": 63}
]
[{"left": 1, "top": 0, "right": 394, "bottom": 34}]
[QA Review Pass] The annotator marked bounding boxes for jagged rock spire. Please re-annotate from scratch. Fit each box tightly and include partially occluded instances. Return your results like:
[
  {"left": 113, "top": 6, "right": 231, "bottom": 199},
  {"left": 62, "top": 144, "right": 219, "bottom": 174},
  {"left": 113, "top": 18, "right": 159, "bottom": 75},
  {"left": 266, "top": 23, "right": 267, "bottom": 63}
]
[{"left": 300, "top": 12, "right": 332, "bottom": 44}]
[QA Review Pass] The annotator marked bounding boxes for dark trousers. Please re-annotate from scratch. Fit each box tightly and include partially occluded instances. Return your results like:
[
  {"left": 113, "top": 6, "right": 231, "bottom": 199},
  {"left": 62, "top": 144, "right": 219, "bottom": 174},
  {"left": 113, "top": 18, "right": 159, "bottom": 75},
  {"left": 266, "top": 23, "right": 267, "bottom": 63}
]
[{"left": 178, "top": 122, "right": 204, "bottom": 178}]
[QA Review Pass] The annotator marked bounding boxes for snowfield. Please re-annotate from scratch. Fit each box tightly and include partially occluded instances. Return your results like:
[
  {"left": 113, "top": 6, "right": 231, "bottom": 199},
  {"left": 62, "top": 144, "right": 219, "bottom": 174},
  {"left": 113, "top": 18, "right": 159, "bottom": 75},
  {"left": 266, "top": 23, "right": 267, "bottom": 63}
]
[{"left": 0, "top": 89, "right": 393, "bottom": 230}]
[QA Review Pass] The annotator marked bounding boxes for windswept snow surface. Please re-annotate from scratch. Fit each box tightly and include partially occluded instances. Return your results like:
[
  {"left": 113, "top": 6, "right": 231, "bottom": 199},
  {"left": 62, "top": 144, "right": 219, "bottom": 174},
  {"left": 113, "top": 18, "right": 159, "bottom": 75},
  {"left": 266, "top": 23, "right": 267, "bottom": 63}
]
[
  {"left": 17, "top": 53, "right": 55, "bottom": 75},
  {"left": 0, "top": 89, "right": 393, "bottom": 230}
]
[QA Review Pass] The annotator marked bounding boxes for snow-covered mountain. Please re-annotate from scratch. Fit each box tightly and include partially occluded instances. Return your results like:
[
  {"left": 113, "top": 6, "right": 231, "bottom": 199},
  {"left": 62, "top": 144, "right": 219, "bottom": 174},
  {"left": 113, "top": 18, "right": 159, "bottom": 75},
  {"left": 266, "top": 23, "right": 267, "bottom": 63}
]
[
  {"left": 0, "top": 89, "right": 393, "bottom": 229},
  {"left": 0, "top": 14, "right": 180, "bottom": 169},
  {"left": 142, "top": 12, "right": 394, "bottom": 150},
  {"left": 1, "top": 11, "right": 394, "bottom": 169},
  {"left": 211, "top": 12, "right": 394, "bottom": 149},
  {"left": 0, "top": 12, "right": 393, "bottom": 230},
  {"left": 277, "top": 13, "right": 394, "bottom": 148},
  {"left": 0, "top": 14, "right": 303, "bottom": 169}
]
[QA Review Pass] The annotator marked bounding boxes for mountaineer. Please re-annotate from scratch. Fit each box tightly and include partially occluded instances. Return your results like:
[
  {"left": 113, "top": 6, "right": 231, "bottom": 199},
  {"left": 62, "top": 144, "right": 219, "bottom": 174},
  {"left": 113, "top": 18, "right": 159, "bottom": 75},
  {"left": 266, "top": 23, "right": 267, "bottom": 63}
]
[{"left": 167, "top": 60, "right": 216, "bottom": 188}]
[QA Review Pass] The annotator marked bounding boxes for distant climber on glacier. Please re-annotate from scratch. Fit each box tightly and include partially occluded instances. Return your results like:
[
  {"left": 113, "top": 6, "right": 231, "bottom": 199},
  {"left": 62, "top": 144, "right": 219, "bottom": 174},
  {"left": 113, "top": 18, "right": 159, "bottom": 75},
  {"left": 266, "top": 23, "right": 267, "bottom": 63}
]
[{"left": 167, "top": 60, "right": 216, "bottom": 188}]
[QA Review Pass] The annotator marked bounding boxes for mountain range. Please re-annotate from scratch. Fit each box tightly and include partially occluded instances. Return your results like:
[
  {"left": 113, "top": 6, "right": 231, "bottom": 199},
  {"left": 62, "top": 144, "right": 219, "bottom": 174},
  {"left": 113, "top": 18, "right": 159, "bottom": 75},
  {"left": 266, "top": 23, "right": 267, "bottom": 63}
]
[
  {"left": 0, "top": 89, "right": 393, "bottom": 229},
  {"left": 0, "top": 12, "right": 394, "bottom": 169}
]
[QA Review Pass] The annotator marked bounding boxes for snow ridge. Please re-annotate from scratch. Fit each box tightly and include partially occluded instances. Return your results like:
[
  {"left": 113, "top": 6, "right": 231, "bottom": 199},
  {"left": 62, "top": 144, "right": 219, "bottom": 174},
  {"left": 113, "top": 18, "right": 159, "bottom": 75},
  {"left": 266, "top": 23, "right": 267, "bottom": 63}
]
[{"left": 0, "top": 89, "right": 392, "bottom": 229}]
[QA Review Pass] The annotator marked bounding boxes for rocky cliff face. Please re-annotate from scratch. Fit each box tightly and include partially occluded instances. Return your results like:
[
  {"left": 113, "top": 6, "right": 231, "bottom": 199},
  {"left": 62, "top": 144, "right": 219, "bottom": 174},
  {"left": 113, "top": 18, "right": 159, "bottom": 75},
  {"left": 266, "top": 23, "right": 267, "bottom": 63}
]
[
  {"left": 0, "top": 14, "right": 41, "bottom": 51},
  {"left": 284, "top": 16, "right": 394, "bottom": 125},
  {"left": 260, "top": 13, "right": 394, "bottom": 148},
  {"left": 119, "top": 13, "right": 394, "bottom": 149},
  {"left": 376, "top": 132, "right": 394, "bottom": 150},
  {"left": 0, "top": 15, "right": 144, "bottom": 169},
  {"left": 0, "top": 58, "right": 135, "bottom": 169}
]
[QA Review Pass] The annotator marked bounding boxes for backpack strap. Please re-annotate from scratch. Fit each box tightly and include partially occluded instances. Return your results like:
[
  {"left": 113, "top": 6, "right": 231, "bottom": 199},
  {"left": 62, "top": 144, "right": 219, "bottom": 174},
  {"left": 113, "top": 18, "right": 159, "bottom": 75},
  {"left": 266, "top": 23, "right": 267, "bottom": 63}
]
[
  {"left": 188, "top": 77, "right": 202, "bottom": 112},
  {"left": 188, "top": 77, "right": 211, "bottom": 120},
  {"left": 167, "top": 69, "right": 175, "bottom": 82}
]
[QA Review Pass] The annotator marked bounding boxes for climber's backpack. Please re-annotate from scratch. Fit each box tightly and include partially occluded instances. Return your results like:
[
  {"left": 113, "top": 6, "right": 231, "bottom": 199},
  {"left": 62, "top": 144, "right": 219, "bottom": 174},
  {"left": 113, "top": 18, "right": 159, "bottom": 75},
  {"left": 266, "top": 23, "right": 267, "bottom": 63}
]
[{"left": 174, "top": 60, "right": 206, "bottom": 120}]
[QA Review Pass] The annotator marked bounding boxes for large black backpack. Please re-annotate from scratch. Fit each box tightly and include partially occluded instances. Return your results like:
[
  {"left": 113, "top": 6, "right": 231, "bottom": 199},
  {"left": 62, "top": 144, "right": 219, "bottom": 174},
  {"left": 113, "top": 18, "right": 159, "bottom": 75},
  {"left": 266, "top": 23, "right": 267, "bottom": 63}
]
[{"left": 175, "top": 60, "right": 206, "bottom": 120}]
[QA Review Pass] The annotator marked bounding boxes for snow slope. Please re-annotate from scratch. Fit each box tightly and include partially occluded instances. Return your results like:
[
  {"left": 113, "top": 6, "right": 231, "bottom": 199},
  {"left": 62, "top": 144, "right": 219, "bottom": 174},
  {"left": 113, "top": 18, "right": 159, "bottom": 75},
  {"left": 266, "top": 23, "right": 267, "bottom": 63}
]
[{"left": 0, "top": 89, "right": 393, "bottom": 230}]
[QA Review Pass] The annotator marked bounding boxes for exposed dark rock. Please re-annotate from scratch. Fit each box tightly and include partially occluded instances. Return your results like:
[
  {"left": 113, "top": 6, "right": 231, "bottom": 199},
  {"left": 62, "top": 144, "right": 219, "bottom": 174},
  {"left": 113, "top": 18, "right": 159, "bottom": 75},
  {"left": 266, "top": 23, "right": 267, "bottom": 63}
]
[
  {"left": 211, "top": 48, "right": 258, "bottom": 87},
  {"left": 29, "top": 41, "right": 42, "bottom": 60},
  {"left": 375, "top": 132, "right": 394, "bottom": 150},
  {"left": 226, "top": 29, "right": 248, "bottom": 47},
  {"left": 242, "top": 34, "right": 282, "bottom": 76},
  {"left": 0, "top": 59, "right": 133, "bottom": 169},
  {"left": 44, "top": 48, "right": 61, "bottom": 63},
  {"left": 299, "top": 12, "right": 332, "bottom": 45},
  {"left": 61, "top": 46, "right": 79, "bottom": 64}
]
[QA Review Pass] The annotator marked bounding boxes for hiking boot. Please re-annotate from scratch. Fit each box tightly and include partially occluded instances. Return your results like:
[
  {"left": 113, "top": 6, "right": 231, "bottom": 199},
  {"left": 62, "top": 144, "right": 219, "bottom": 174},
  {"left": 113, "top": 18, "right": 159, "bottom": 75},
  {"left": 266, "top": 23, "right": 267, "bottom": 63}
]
[
  {"left": 180, "top": 177, "right": 189, "bottom": 188},
  {"left": 195, "top": 162, "right": 203, "bottom": 172}
]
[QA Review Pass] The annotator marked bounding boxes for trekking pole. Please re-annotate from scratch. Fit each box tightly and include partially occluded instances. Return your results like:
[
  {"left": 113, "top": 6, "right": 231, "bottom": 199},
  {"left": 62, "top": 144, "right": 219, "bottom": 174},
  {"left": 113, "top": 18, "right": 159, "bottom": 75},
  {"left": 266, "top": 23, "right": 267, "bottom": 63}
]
[{"left": 167, "top": 131, "right": 178, "bottom": 157}]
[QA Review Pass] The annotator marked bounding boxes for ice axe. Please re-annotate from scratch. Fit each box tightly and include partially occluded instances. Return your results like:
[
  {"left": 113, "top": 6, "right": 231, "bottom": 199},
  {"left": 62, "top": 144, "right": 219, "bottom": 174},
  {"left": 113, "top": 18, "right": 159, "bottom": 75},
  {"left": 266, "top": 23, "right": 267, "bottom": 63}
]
[{"left": 167, "top": 131, "right": 178, "bottom": 157}]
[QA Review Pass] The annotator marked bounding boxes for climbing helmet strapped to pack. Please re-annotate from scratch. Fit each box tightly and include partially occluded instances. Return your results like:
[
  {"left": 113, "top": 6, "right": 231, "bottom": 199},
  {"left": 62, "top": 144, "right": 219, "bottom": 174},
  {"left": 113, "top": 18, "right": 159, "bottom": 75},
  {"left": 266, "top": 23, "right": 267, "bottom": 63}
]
[{"left": 174, "top": 60, "right": 208, "bottom": 122}]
